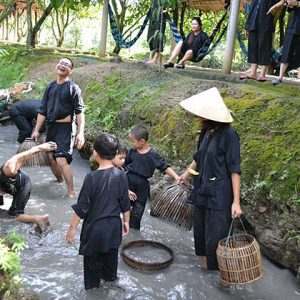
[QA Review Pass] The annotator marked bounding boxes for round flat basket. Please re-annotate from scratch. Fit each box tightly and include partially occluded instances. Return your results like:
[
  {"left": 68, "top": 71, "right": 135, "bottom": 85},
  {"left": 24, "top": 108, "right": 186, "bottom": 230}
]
[
  {"left": 217, "top": 233, "right": 263, "bottom": 285},
  {"left": 121, "top": 240, "right": 174, "bottom": 271}
]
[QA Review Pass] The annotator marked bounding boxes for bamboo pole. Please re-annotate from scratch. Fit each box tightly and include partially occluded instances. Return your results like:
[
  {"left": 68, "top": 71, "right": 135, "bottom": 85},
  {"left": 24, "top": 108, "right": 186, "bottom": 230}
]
[
  {"left": 99, "top": 0, "right": 108, "bottom": 57},
  {"left": 222, "top": 0, "right": 241, "bottom": 74}
]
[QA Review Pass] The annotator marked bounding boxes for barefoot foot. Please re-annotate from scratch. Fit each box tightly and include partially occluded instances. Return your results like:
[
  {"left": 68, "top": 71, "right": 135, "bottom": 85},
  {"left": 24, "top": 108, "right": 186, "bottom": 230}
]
[{"left": 35, "top": 214, "right": 50, "bottom": 232}]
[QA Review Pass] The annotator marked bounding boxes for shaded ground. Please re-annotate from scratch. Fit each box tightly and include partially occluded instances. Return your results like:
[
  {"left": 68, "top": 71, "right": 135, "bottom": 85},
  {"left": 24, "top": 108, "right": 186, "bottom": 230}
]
[{"left": 1, "top": 125, "right": 300, "bottom": 299}]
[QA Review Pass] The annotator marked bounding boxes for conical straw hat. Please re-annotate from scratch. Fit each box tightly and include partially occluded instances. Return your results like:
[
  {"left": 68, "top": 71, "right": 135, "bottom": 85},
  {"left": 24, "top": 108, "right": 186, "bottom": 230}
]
[{"left": 180, "top": 87, "right": 233, "bottom": 123}]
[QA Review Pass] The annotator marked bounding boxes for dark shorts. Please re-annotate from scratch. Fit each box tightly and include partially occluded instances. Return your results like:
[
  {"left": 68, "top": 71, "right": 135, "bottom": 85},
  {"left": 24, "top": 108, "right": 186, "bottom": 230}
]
[
  {"left": 83, "top": 249, "right": 118, "bottom": 290},
  {"left": 46, "top": 122, "right": 75, "bottom": 164},
  {"left": 248, "top": 30, "right": 273, "bottom": 66}
]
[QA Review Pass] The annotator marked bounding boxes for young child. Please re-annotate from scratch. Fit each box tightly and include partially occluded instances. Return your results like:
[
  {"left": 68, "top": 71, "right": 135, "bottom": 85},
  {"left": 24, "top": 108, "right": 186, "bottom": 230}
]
[
  {"left": 66, "top": 133, "right": 131, "bottom": 290},
  {"left": 112, "top": 142, "right": 137, "bottom": 202},
  {"left": 125, "top": 124, "right": 180, "bottom": 230}
]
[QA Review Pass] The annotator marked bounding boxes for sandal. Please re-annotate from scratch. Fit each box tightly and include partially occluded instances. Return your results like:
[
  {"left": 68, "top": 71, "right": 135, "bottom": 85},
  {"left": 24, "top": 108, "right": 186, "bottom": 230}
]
[
  {"left": 176, "top": 64, "right": 185, "bottom": 69},
  {"left": 271, "top": 79, "right": 282, "bottom": 85},
  {"left": 163, "top": 62, "right": 174, "bottom": 69},
  {"left": 257, "top": 76, "right": 266, "bottom": 82},
  {"left": 239, "top": 73, "right": 256, "bottom": 80}
]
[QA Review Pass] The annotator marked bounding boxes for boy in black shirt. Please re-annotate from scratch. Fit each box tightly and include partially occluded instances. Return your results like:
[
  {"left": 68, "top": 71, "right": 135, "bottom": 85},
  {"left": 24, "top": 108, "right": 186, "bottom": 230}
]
[
  {"left": 66, "top": 134, "right": 130, "bottom": 290},
  {"left": 125, "top": 125, "right": 180, "bottom": 230},
  {"left": 32, "top": 57, "right": 85, "bottom": 197}
]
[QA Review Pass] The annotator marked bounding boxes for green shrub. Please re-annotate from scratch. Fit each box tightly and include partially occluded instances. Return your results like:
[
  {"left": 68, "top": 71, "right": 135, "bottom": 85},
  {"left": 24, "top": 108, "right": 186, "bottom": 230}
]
[{"left": 0, "top": 230, "right": 26, "bottom": 297}]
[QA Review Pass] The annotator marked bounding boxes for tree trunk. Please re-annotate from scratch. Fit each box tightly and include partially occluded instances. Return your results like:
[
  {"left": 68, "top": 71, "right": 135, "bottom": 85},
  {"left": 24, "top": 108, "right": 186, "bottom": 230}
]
[
  {"left": 28, "top": 2, "right": 54, "bottom": 48},
  {"left": 26, "top": 0, "right": 33, "bottom": 48}
]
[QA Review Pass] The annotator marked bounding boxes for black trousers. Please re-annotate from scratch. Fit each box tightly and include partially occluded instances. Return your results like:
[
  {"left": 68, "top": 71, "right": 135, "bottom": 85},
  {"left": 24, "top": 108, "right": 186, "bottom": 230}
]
[
  {"left": 281, "top": 33, "right": 300, "bottom": 68},
  {"left": 10, "top": 114, "right": 33, "bottom": 144},
  {"left": 194, "top": 205, "right": 231, "bottom": 270},
  {"left": 248, "top": 29, "right": 273, "bottom": 66},
  {"left": 127, "top": 174, "right": 150, "bottom": 230},
  {"left": 8, "top": 171, "right": 31, "bottom": 216},
  {"left": 83, "top": 249, "right": 118, "bottom": 290}
]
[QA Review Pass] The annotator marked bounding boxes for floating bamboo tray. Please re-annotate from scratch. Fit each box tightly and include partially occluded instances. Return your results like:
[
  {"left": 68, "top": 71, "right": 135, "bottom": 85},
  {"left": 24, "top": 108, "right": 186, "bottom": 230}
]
[
  {"left": 217, "top": 230, "right": 263, "bottom": 285},
  {"left": 150, "top": 184, "right": 193, "bottom": 231}
]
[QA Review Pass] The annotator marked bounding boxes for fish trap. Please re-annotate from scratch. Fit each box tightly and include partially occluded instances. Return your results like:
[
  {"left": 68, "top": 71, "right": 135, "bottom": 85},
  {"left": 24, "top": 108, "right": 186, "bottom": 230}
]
[
  {"left": 17, "top": 138, "right": 50, "bottom": 168},
  {"left": 216, "top": 218, "right": 263, "bottom": 285},
  {"left": 150, "top": 184, "right": 194, "bottom": 231}
]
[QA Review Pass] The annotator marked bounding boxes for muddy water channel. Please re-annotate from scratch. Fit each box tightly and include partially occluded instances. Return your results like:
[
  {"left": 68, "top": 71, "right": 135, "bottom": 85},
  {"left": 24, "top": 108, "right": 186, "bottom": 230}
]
[{"left": 1, "top": 125, "right": 300, "bottom": 300}]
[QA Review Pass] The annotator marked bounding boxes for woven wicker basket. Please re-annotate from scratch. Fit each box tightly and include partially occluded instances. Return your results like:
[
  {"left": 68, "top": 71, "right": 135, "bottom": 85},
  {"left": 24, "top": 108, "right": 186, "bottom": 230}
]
[
  {"left": 150, "top": 184, "right": 193, "bottom": 231},
  {"left": 17, "top": 138, "right": 50, "bottom": 168},
  {"left": 216, "top": 219, "right": 263, "bottom": 285}
]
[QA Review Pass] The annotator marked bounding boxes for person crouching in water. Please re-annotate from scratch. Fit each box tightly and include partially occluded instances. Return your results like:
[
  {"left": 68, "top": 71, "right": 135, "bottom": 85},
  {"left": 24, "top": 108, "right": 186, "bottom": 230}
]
[
  {"left": 66, "top": 133, "right": 131, "bottom": 290},
  {"left": 0, "top": 142, "right": 57, "bottom": 231},
  {"left": 179, "top": 87, "right": 242, "bottom": 271},
  {"left": 125, "top": 125, "right": 180, "bottom": 230}
]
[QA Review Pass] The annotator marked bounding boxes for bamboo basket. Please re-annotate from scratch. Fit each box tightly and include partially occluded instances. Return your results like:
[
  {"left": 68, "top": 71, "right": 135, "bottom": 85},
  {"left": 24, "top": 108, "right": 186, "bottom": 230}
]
[
  {"left": 150, "top": 184, "right": 194, "bottom": 231},
  {"left": 17, "top": 138, "right": 50, "bottom": 168},
  {"left": 216, "top": 218, "right": 263, "bottom": 285}
]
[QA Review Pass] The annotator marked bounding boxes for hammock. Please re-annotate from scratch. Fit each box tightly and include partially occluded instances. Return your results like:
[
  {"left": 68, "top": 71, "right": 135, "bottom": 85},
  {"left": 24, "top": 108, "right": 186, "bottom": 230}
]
[{"left": 108, "top": 4, "right": 152, "bottom": 49}]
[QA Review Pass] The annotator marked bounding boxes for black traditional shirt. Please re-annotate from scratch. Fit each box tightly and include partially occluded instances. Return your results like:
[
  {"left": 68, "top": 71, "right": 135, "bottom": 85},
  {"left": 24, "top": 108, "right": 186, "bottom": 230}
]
[
  {"left": 0, "top": 166, "right": 22, "bottom": 196},
  {"left": 245, "top": 0, "right": 277, "bottom": 32},
  {"left": 72, "top": 168, "right": 130, "bottom": 255},
  {"left": 193, "top": 125, "right": 241, "bottom": 210},
  {"left": 9, "top": 100, "right": 41, "bottom": 120},
  {"left": 124, "top": 148, "right": 170, "bottom": 179},
  {"left": 38, "top": 80, "right": 83, "bottom": 123}
]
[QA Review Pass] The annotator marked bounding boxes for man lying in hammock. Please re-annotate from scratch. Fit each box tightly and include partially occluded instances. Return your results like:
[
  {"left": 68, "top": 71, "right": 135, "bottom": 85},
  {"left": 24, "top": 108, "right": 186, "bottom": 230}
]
[
  {"left": 163, "top": 16, "right": 209, "bottom": 69},
  {"left": 0, "top": 142, "right": 57, "bottom": 231}
]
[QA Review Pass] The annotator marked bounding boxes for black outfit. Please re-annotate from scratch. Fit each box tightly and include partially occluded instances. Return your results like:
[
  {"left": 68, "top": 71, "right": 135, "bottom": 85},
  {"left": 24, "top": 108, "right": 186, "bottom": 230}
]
[
  {"left": 124, "top": 148, "right": 170, "bottom": 230},
  {"left": 191, "top": 125, "right": 241, "bottom": 270},
  {"left": 71, "top": 167, "right": 130, "bottom": 290},
  {"left": 280, "top": 4, "right": 300, "bottom": 68},
  {"left": 179, "top": 31, "right": 209, "bottom": 61},
  {"left": 147, "top": 0, "right": 167, "bottom": 52},
  {"left": 0, "top": 166, "right": 31, "bottom": 216},
  {"left": 245, "top": 0, "right": 276, "bottom": 65},
  {"left": 9, "top": 100, "right": 42, "bottom": 143},
  {"left": 38, "top": 80, "right": 83, "bottom": 164}
]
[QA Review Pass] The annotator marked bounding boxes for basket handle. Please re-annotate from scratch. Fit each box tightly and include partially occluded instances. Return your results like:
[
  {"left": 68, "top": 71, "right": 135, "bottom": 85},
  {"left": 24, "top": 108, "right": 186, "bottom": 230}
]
[{"left": 223, "top": 217, "right": 247, "bottom": 256}]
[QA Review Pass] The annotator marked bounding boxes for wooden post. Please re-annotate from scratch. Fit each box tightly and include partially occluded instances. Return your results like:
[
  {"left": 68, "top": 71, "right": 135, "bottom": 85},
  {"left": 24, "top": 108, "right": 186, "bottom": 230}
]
[
  {"left": 14, "top": 11, "right": 18, "bottom": 42},
  {"left": 99, "top": 0, "right": 108, "bottom": 57},
  {"left": 5, "top": 18, "right": 9, "bottom": 40},
  {"left": 222, "top": 0, "right": 241, "bottom": 74}
]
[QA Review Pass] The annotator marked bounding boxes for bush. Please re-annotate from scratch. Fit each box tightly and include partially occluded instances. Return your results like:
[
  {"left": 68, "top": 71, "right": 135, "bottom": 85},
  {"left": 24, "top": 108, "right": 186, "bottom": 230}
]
[{"left": 0, "top": 230, "right": 26, "bottom": 298}]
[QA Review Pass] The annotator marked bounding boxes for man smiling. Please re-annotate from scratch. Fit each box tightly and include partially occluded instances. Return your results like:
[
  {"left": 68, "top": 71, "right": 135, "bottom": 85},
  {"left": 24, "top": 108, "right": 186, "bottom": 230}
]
[{"left": 32, "top": 57, "right": 85, "bottom": 198}]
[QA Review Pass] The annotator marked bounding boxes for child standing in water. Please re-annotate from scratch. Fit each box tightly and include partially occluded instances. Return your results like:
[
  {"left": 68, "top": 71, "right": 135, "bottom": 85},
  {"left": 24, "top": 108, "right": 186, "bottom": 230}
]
[
  {"left": 66, "top": 133, "right": 131, "bottom": 290},
  {"left": 125, "top": 124, "right": 180, "bottom": 230}
]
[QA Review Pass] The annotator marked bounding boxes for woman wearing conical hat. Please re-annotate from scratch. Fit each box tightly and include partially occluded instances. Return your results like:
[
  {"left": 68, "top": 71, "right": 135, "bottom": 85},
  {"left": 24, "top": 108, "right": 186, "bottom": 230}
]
[{"left": 179, "top": 87, "right": 242, "bottom": 271}]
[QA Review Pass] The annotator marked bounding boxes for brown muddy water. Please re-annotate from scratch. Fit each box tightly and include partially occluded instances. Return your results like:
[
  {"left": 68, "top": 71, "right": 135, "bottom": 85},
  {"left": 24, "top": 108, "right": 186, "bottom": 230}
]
[{"left": 1, "top": 125, "right": 300, "bottom": 300}]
